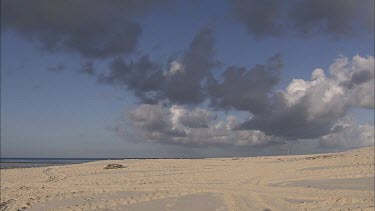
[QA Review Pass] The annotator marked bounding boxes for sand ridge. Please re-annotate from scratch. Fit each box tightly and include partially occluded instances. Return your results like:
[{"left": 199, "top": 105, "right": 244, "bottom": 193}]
[{"left": 1, "top": 146, "right": 374, "bottom": 210}]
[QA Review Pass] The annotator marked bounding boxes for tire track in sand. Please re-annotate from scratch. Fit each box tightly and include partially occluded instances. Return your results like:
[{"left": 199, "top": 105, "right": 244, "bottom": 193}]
[{"left": 43, "top": 167, "right": 67, "bottom": 182}]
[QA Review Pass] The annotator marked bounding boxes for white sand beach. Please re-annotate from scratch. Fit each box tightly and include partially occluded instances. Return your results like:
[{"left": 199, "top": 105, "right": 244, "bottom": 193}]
[{"left": 1, "top": 146, "right": 374, "bottom": 211}]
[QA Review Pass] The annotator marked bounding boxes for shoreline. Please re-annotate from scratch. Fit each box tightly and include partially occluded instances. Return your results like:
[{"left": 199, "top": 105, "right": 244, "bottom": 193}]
[{"left": 0, "top": 146, "right": 367, "bottom": 170}]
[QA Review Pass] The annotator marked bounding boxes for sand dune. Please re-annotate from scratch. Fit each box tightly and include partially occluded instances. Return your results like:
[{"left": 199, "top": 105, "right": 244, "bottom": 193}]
[{"left": 1, "top": 146, "right": 374, "bottom": 211}]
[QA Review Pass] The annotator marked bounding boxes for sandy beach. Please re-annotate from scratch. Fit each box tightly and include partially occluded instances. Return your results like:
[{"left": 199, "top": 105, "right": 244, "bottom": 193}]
[{"left": 1, "top": 146, "right": 374, "bottom": 211}]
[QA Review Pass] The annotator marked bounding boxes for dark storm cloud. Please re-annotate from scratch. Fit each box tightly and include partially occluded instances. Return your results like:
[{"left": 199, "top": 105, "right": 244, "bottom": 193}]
[
  {"left": 163, "top": 27, "right": 217, "bottom": 104},
  {"left": 98, "top": 55, "right": 164, "bottom": 103},
  {"left": 99, "top": 28, "right": 217, "bottom": 104},
  {"left": 350, "top": 69, "right": 373, "bottom": 85},
  {"left": 1, "top": 0, "right": 166, "bottom": 58},
  {"left": 208, "top": 54, "right": 282, "bottom": 114},
  {"left": 231, "top": 0, "right": 374, "bottom": 38},
  {"left": 238, "top": 96, "right": 342, "bottom": 140}
]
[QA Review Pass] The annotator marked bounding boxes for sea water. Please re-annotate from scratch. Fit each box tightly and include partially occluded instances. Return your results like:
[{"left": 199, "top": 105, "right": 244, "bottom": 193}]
[{"left": 0, "top": 158, "right": 100, "bottom": 169}]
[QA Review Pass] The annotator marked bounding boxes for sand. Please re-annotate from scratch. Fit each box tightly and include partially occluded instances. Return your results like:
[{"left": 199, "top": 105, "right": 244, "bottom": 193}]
[{"left": 1, "top": 146, "right": 374, "bottom": 211}]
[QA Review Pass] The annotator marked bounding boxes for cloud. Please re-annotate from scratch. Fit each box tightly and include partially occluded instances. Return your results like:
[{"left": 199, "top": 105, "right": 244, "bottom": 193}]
[
  {"left": 1, "top": 0, "right": 166, "bottom": 58},
  {"left": 231, "top": 0, "right": 374, "bottom": 38},
  {"left": 231, "top": 0, "right": 283, "bottom": 37},
  {"left": 99, "top": 27, "right": 217, "bottom": 104},
  {"left": 125, "top": 103, "right": 283, "bottom": 148},
  {"left": 98, "top": 55, "right": 164, "bottom": 103},
  {"left": 331, "top": 55, "right": 374, "bottom": 109},
  {"left": 100, "top": 34, "right": 283, "bottom": 111},
  {"left": 171, "top": 105, "right": 214, "bottom": 128},
  {"left": 239, "top": 55, "right": 374, "bottom": 140},
  {"left": 166, "top": 61, "right": 185, "bottom": 77},
  {"left": 128, "top": 104, "right": 169, "bottom": 132},
  {"left": 208, "top": 54, "right": 282, "bottom": 113},
  {"left": 112, "top": 54, "right": 373, "bottom": 154},
  {"left": 124, "top": 104, "right": 372, "bottom": 152},
  {"left": 163, "top": 28, "right": 217, "bottom": 104},
  {"left": 319, "top": 117, "right": 374, "bottom": 150},
  {"left": 289, "top": 0, "right": 374, "bottom": 37},
  {"left": 112, "top": 53, "right": 373, "bottom": 151}
]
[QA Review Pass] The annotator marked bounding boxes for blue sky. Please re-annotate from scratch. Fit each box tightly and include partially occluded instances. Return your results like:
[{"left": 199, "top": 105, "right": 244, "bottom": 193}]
[{"left": 1, "top": 0, "right": 374, "bottom": 157}]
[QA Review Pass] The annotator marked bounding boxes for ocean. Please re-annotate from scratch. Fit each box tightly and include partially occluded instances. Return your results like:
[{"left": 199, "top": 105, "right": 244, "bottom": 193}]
[
  {"left": 0, "top": 157, "right": 202, "bottom": 169},
  {"left": 0, "top": 158, "right": 102, "bottom": 169}
]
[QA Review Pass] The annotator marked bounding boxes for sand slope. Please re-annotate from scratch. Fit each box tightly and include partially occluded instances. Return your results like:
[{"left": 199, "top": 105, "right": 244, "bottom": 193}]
[{"left": 1, "top": 146, "right": 374, "bottom": 211}]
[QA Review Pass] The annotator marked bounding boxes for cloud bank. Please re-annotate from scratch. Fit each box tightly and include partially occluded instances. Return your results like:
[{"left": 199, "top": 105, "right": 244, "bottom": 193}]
[
  {"left": 124, "top": 103, "right": 283, "bottom": 148},
  {"left": 116, "top": 54, "right": 374, "bottom": 151}
]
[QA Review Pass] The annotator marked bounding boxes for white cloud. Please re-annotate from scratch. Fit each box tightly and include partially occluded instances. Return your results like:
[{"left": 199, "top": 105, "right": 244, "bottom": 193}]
[
  {"left": 320, "top": 117, "right": 374, "bottom": 149},
  {"left": 167, "top": 61, "right": 185, "bottom": 76}
]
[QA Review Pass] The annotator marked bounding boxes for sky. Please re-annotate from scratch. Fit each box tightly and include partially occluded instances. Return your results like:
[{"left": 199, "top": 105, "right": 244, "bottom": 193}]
[{"left": 1, "top": 0, "right": 374, "bottom": 158}]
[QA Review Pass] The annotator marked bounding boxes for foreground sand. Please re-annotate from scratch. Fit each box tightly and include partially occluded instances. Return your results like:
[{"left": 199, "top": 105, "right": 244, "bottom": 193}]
[{"left": 1, "top": 147, "right": 374, "bottom": 211}]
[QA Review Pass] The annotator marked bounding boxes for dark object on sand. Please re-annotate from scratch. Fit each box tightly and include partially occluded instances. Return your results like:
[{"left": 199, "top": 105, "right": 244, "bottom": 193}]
[{"left": 104, "top": 164, "right": 126, "bottom": 169}]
